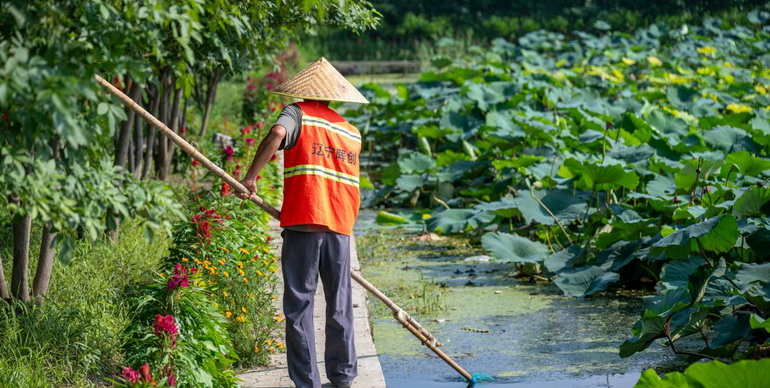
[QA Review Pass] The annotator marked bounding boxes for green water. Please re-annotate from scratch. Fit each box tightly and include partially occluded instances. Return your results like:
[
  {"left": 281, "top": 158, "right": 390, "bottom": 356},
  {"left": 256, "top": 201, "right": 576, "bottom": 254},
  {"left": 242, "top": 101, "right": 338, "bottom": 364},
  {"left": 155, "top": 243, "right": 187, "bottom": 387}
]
[{"left": 354, "top": 211, "right": 684, "bottom": 387}]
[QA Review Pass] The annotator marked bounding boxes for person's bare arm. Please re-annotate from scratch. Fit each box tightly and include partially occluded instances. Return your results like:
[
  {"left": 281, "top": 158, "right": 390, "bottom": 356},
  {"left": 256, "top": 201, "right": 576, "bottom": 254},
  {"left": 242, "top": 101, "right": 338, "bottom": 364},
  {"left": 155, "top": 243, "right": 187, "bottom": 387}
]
[{"left": 236, "top": 125, "right": 287, "bottom": 199}]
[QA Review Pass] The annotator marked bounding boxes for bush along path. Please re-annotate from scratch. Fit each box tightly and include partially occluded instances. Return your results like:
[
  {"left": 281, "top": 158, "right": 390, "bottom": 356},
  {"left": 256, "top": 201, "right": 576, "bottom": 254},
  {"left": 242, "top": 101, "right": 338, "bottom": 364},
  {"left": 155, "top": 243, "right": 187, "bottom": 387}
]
[{"left": 347, "top": 10, "right": 770, "bottom": 380}]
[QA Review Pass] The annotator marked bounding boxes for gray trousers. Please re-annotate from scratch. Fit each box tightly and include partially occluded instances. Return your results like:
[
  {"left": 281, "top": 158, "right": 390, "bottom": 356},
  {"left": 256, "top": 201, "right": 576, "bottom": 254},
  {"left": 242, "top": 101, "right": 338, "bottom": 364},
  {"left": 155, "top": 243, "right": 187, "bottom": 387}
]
[{"left": 281, "top": 229, "right": 358, "bottom": 388}]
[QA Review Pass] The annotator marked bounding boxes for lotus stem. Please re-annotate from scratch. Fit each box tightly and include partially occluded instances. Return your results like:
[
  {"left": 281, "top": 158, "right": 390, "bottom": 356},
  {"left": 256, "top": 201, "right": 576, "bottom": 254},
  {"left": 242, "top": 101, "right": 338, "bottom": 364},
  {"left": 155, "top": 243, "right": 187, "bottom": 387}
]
[{"left": 530, "top": 186, "right": 573, "bottom": 245}]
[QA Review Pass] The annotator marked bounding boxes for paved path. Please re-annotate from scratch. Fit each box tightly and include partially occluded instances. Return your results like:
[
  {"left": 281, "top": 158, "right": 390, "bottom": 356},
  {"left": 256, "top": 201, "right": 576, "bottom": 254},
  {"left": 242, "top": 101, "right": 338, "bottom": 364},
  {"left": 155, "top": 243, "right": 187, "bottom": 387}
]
[{"left": 238, "top": 219, "right": 386, "bottom": 388}]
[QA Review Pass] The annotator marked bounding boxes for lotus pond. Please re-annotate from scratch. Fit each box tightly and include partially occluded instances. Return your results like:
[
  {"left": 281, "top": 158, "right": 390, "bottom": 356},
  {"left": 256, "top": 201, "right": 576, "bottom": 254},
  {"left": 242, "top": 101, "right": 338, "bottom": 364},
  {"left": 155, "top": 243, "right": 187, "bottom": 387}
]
[{"left": 355, "top": 210, "right": 685, "bottom": 387}]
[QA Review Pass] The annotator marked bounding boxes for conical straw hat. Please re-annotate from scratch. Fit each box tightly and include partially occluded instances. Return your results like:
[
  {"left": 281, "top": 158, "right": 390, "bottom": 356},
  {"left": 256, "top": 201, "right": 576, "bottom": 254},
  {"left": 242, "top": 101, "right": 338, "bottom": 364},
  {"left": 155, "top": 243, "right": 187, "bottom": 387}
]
[{"left": 271, "top": 57, "right": 369, "bottom": 104}]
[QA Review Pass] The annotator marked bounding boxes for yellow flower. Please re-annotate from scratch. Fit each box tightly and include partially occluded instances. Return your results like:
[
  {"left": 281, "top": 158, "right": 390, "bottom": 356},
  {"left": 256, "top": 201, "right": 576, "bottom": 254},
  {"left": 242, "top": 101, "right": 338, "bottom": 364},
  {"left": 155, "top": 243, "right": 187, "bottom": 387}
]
[
  {"left": 421, "top": 213, "right": 431, "bottom": 220},
  {"left": 243, "top": 277, "right": 249, "bottom": 283},
  {"left": 225, "top": 311, "right": 232, "bottom": 318},
  {"left": 238, "top": 269, "right": 245, "bottom": 276},
  {"left": 647, "top": 56, "right": 662, "bottom": 67},
  {"left": 726, "top": 103, "right": 753, "bottom": 114},
  {"left": 696, "top": 46, "right": 716, "bottom": 55},
  {"left": 275, "top": 313, "right": 283, "bottom": 323},
  {"left": 621, "top": 57, "right": 636, "bottom": 65},
  {"left": 219, "top": 246, "right": 230, "bottom": 253},
  {"left": 223, "top": 271, "right": 230, "bottom": 277},
  {"left": 241, "top": 307, "right": 247, "bottom": 314},
  {"left": 181, "top": 257, "right": 188, "bottom": 262},
  {"left": 277, "top": 341, "right": 284, "bottom": 349},
  {"left": 235, "top": 316, "right": 246, "bottom": 323},
  {"left": 256, "top": 270, "right": 263, "bottom": 277},
  {"left": 269, "top": 347, "right": 275, "bottom": 353},
  {"left": 239, "top": 248, "right": 249, "bottom": 254},
  {"left": 266, "top": 339, "right": 273, "bottom": 345},
  {"left": 223, "top": 290, "right": 229, "bottom": 297},
  {"left": 218, "top": 259, "right": 226, "bottom": 265},
  {"left": 271, "top": 266, "right": 278, "bottom": 273},
  {"left": 213, "top": 303, "right": 219, "bottom": 309},
  {"left": 237, "top": 261, "right": 244, "bottom": 267},
  {"left": 159, "top": 272, "right": 165, "bottom": 278},
  {"left": 254, "top": 345, "right": 260, "bottom": 353}
]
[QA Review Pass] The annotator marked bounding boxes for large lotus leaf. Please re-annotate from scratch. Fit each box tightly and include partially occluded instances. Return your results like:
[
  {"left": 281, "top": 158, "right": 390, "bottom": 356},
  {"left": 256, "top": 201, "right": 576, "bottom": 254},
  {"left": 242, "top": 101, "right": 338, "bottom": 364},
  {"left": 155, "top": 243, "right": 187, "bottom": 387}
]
[
  {"left": 512, "top": 189, "right": 590, "bottom": 225},
  {"left": 645, "top": 288, "right": 692, "bottom": 318},
  {"left": 476, "top": 197, "right": 519, "bottom": 218},
  {"left": 710, "top": 314, "right": 752, "bottom": 349},
  {"left": 660, "top": 257, "right": 706, "bottom": 290},
  {"left": 675, "top": 157, "right": 724, "bottom": 192},
  {"left": 544, "top": 245, "right": 584, "bottom": 274},
  {"left": 559, "top": 159, "right": 639, "bottom": 191},
  {"left": 607, "top": 144, "right": 656, "bottom": 164},
  {"left": 634, "top": 359, "right": 770, "bottom": 388},
  {"left": 398, "top": 153, "right": 435, "bottom": 174},
  {"left": 723, "top": 150, "right": 770, "bottom": 177},
  {"left": 439, "top": 112, "right": 482, "bottom": 141},
  {"left": 667, "top": 86, "right": 699, "bottom": 109},
  {"left": 481, "top": 232, "right": 550, "bottom": 264},
  {"left": 595, "top": 239, "right": 643, "bottom": 272},
  {"left": 647, "top": 110, "right": 689, "bottom": 137},
  {"left": 747, "top": 227, "right": 770, "bottom": 257},
  {"left": 645, "top": 175, "right": 676, "bottom": 199},
  {"left": 651, "top": 214, "right": 739, "bottom": 258},
  {"left": 732, "top": 187, "right": 770, "bottom": 218},
  {"left": 464, "top": 81, "right": 517, "bottom": 111},
  {"left": 491, "top": 155, "right": 542, "bottom": 171},
  {"left": 554, "top": 265, "right": 619, "bottom": 297},
  {"left": 735, "top": 262, "right": 770, "bottom": 286},
  {"left": 427, "top": 209, "right": 495, "bottom": 235},
  {"left": 703, "top": 126, "right": 756, "bottom": 154},
  {"left": 395, "top": 174, "right": 424, "bottom": 192},
  {"left": 485, "top": 110, "right": 526, "bottom": 137},
  {"left": 620, "top": 288, "right": 692, "bottom": 358}
]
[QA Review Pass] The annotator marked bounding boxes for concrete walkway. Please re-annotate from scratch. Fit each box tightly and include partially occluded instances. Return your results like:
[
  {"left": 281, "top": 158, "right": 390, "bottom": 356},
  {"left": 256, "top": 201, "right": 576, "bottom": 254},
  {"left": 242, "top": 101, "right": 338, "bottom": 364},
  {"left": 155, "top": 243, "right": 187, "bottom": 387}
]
[{"left": 238, "top": 219, "right": 386, "bottom": 388}]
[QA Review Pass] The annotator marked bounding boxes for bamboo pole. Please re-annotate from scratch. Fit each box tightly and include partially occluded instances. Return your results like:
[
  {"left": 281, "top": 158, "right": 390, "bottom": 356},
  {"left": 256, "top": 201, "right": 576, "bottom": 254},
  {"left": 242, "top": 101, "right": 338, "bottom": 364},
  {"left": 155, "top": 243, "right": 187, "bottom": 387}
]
[{"left": 95, "top": 74, "right": 474, "bottom": 384}]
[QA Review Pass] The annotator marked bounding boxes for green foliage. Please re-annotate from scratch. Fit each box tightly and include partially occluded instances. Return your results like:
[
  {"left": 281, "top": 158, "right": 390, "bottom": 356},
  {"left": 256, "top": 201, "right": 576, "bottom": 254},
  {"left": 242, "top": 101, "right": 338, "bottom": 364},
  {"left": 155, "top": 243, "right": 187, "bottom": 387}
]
[
  {"left": 351, "top": 13, "right": 770, "bottom": 363},
  {"left": 167, "top": 193, "right": 281, "bottom": 366},
  {"left": 0, "top": 218, "right": 171, "bottom": 387},
  {"left": 634, "top": 358, "right": 770, "bottom": 388}
]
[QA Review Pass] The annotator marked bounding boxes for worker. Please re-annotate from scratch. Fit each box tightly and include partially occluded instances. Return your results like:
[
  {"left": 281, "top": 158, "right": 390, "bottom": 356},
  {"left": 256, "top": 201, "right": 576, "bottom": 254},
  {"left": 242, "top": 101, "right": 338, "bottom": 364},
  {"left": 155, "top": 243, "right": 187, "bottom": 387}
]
[{"left": 236, "top": 57, "right": 369, "bottom": 388}]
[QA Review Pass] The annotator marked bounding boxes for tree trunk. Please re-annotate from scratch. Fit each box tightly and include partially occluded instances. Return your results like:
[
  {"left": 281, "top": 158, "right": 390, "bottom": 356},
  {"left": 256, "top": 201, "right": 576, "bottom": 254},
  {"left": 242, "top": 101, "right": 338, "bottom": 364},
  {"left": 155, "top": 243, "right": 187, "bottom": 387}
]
[
  {"left": 32, "top": 223, "right": 57, "bottom": 306},
  {"left": 160, "top": 86, "right": 182, "bottom": 180},
  {"left": 133, "top": 85, "right": 147, "bottom": 178},
  {"left": 11, "top": 197, "right": 32, "bottom": 303},
  {"left": 0, "top": 251, "right": 9, "bottom": 302},
  {"left": 197, "top": 68, "right": 223, "bottom": 138},
  {"left": 115, "top": 82, "right": 141, "bottom": 171},
  {"left": 142, "top": 82, "right": 162, "bottom": 179},
  {"left": 155, "top": 70, "right": 172, "bottom": 180}
]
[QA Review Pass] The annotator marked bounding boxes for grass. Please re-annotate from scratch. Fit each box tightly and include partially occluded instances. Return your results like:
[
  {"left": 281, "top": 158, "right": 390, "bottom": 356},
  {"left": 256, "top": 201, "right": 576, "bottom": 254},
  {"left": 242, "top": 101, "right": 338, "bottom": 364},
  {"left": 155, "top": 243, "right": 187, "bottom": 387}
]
[{"left": 0, "top": 218, "right": 171, "bottom": 387}]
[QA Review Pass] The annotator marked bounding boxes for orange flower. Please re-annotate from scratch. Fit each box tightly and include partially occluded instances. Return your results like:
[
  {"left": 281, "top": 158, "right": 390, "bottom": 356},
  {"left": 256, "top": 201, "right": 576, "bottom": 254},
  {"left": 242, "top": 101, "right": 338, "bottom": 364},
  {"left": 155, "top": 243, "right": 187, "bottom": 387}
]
[{"left": 225, "top": 311, "right": 232, "bottom": 318}]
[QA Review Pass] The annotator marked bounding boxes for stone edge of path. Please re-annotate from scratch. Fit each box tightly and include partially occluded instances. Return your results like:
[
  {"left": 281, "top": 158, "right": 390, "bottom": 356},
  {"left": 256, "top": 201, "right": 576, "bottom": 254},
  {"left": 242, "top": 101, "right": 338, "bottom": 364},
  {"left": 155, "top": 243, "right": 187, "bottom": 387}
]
[{"left": 237, "top": 217, "right": 387, "bottom": 388}]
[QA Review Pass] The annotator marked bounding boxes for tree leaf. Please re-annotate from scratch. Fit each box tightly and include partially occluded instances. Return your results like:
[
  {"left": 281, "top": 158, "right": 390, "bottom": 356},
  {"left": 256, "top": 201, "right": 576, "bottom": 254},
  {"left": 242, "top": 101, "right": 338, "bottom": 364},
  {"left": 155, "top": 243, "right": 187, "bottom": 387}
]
[{"left": 481, "top": 232, "right": 550, "bottom": 264}]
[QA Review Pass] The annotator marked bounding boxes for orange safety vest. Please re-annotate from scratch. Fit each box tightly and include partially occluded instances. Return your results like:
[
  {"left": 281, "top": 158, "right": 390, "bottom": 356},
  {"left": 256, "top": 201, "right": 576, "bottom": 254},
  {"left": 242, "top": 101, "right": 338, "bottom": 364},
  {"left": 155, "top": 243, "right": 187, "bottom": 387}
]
[{"left": 280, "top": 101, "right": 361, "bottom": 236}]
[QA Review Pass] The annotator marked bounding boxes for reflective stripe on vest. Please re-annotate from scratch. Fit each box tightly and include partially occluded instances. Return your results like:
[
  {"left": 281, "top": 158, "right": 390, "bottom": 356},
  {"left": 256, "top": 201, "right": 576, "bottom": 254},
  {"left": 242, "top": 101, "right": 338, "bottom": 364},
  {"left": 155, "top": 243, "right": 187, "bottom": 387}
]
[{"left": 280, "top": 101, "right": 361, "bottom": 236}]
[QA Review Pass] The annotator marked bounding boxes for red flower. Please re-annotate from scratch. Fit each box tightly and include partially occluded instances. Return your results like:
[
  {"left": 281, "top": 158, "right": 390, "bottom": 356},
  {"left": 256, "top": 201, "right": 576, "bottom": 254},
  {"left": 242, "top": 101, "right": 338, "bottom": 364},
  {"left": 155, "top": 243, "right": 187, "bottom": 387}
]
[
  {"left": 122, "top": 367, "right": 140, "bottom": 383},
  {"left": 220, "top": 182, "right": 231, "bottom": 197},
  {"left": 138, "top": 363, "right": 154, "bottom": 383},
  {"left": 153, "top": 315, "right": 179, "bottom": 338},
  {"left": 222, "top": 145, "right": 234, "bottom": 161},
  {"left": 1, "top": 113, "right": 8, "bottom": 121},
  {"left": 167, "top": 264, "right": 190, "bottom": 290},
  {"left": 168, "top": 370, "right": 176, "bottom": 386},
  {"left": 233, "top": 164, "right": 243, "bottom": 180},
  {"left": 192, "top": 159, "right": 199, "bottom": 167},
  {"left": 197, "top": 219, "right": 212, "bottom": 241},
  {"left": 247, "top": 84, "right": 256, "bottom": 91},
  {"left": 180, "top": 125, "right": 187, "bottom": 136},
  {"left": 257, "top": 175, "right": 262, "bottom": 180},
  {"left": 256, "top": 122, "right": 264, "bottom": 129},
  {"left": 266, "top": 84, "right": 274, "bottom": 91},
  {"left": 241, "top": 125, "right": 253, "bottom": 135},
  {"left": 266, "top": 236, "right": 272, "bottom": 244},
  {"left": 245, "top": 138, "right": 255, "bottom": 146}
]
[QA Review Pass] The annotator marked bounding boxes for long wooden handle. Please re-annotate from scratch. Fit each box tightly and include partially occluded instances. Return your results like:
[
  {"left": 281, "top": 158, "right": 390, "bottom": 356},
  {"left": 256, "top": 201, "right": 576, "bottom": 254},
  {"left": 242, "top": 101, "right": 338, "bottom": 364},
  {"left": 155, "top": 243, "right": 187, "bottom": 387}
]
[
  {"left": 94, "top": 74, "right": 281, "bottom": 220},
  {"left": 96, "top": 74, "right": 473, "bottom": 383}
]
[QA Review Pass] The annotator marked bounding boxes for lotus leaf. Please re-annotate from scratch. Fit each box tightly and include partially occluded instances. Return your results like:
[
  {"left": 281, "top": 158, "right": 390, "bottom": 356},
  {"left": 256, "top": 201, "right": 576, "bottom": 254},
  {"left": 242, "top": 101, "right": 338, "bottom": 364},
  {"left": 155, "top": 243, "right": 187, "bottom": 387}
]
[{"left": 481, "top": 232, "right": 550, "bottom": 264}]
